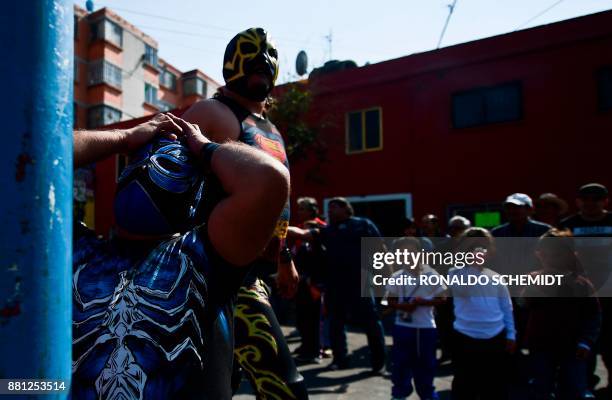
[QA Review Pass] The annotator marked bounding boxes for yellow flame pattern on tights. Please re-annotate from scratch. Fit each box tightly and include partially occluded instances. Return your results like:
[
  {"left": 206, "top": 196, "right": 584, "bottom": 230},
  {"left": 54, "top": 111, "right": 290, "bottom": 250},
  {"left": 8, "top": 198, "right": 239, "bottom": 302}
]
[{"left": 234, "top": 280, "right": 296, "bottom": 399}]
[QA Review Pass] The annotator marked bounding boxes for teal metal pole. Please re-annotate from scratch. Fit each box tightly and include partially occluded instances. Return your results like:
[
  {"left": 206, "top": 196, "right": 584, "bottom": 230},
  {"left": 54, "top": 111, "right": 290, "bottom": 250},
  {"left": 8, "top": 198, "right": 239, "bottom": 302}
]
[{"left": 0, "top": 1, "right": 73, "bottom": 398}]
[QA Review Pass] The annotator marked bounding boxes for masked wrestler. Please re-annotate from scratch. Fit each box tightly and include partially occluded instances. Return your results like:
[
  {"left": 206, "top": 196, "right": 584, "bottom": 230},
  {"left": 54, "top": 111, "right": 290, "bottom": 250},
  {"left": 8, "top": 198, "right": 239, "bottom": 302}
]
[
  {"left": 71, "top": 113, "right": 288, "bottom": 400},
  {"left": 182, "top": 28, "right": 308, "bottom": 399}
]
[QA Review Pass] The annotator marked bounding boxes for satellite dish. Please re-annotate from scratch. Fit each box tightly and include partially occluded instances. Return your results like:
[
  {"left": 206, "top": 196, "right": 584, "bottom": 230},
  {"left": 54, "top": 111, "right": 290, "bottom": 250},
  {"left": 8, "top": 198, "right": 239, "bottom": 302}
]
[{"left": 296, "top": 50, "right": 308, "bottom": 76}]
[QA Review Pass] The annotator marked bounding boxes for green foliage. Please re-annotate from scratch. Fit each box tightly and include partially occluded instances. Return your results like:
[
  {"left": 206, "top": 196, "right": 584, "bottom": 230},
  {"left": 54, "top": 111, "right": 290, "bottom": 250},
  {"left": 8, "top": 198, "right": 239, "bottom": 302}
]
[{"left": 268, "top": 84, "right": 319, "bottom": 161}]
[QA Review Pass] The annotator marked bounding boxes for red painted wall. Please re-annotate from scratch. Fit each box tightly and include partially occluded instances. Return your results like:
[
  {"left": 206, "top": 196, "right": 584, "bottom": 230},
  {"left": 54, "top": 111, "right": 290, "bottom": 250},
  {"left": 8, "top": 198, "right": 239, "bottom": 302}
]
[{"left": 288, "top": 10, "right": 612, "bottom": 225}]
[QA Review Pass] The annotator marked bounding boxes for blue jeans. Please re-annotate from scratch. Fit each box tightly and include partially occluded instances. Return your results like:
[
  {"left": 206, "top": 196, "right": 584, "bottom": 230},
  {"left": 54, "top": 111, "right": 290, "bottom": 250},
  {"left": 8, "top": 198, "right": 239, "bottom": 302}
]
[
  {"left": 529, "top": 350, "right": 588, "bottom": 400},
  {"left": 392, "top": 325, "right": 438, "bottom": 399}
]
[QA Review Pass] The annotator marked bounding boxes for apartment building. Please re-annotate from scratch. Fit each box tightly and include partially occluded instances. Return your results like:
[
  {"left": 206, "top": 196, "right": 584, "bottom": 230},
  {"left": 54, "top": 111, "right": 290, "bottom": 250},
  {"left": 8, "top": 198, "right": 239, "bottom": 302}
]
[
  {"left": 74, "top": 5, "right": 219, "bottom": 128},
  {"left": 73, "top": 4, "right": 220, "bottom": 227}
]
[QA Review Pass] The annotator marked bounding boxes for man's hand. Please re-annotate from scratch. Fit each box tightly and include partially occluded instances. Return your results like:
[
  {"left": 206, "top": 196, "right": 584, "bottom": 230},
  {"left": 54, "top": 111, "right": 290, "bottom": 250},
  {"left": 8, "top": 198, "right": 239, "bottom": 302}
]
[
  {"left": 165, "top": 113, "right": 210, "bottom": 155},
  {"left": 276, "top": 260, "right": 299, "bottom": 299},
  {"left": 121, "top": 113, "right": 183, "bottom": 152},
  {"left": 287, "top": 226, "right": 316, "bottom": 241}
]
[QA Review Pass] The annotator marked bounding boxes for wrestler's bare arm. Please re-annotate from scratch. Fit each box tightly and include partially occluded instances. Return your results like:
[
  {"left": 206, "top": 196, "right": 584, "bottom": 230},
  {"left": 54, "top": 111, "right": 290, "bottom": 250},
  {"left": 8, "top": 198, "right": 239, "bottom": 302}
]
[{"left": 73, "top": 113, "right": 181, "bottom": 168}]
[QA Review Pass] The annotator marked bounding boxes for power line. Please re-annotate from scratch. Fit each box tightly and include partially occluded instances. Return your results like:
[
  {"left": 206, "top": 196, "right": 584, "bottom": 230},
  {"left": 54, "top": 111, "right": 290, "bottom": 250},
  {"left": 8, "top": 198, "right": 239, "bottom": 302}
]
[
  {"left": 437, "top": 0, "right": 458, "bottom": 49},
  {"left": 515, "top": 0, "right": 566, "bottom": 31},
  {"left": 92, "top": 2, "right": 422, "bottom": 66},
  {"left": 137, "top": 24, "right": 322, "bottom": 58},
  {"left": 96, "top": 3, "right": 312, "bottom": 46},
  {"left": 151, "top": 35, "right": 223, "bottom": 56},
  {"left": 94, "top": 1, "right": 397, "bottom": 60},
  {"left": 100, "top": 5, "right": 238, "bottom": 33},
  {"left": 135, "top": 24, "right": 227, "bottom": 41},
  {"left": 135, "top": 23, "right": 364, "bottom": 60}
]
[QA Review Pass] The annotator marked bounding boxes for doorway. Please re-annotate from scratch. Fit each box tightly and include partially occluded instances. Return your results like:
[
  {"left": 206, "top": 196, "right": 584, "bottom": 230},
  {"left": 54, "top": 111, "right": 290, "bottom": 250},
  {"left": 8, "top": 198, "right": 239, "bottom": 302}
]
[{"left": 323, "top": 193, "right": 412, "bottom": 236}]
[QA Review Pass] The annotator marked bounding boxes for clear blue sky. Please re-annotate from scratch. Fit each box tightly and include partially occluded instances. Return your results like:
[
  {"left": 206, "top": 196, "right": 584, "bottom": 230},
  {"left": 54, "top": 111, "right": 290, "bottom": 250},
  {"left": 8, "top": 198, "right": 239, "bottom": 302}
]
[{"left": 79, "top": 0, "right": 612, "bottom": 84}]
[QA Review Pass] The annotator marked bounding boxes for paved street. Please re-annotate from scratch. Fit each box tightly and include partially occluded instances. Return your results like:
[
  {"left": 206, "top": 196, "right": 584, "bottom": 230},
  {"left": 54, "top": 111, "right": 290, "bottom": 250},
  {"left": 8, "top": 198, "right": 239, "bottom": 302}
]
[{"left": 235, "top": 326, "right": 610, "bottom": 400}]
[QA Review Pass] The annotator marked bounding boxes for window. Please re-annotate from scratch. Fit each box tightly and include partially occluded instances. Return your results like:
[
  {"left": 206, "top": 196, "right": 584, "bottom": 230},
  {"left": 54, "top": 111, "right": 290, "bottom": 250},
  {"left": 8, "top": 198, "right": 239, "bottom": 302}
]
[
  {"left": 90, "top": 18, "right": 122, "bottom": 48},
  {"left": 87, "top": 105, "right": 121, "bottom": 129},
  {"left": 160, "top": 69, "right": 177, "bottom": 91},
  {"left": 346, "top": 108, "right": 382, "bottom": 153},
  {"left": 145, "top": 83, "right": 158, "bottom": 105},
  {"left": 144, "top": 44, "right": 158, "bottom": 69},
  {"left": 597, "top": 66, "right": 612, "bottom": 112},
  {"left": 88, "top": 60, "right": 122, "bottom": 89},
  {"left": 452, "top": 82, "right": 522, "bottom": 129},
  {"left": 183, "top": 77, "right": 207, "bottom": 97},
  {"left": 106, "top": 20, "right": 123, "bottom": 47}
]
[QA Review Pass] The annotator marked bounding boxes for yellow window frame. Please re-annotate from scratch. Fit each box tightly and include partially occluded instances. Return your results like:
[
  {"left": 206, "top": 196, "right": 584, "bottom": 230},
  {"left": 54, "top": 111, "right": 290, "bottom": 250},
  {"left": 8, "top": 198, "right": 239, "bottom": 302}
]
[{"left": 345, "top": 107, "right": 383, "bottom": 154}]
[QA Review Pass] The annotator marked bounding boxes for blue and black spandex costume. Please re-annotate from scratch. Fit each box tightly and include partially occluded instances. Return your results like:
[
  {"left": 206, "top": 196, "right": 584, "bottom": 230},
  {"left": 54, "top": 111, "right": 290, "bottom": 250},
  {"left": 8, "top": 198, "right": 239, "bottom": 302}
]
[
  {"left": 72, "top": 224, "right": 242, "bottom": 399},
  {"left": 71, "top": 139, "right": 246, "bottom": 399}
]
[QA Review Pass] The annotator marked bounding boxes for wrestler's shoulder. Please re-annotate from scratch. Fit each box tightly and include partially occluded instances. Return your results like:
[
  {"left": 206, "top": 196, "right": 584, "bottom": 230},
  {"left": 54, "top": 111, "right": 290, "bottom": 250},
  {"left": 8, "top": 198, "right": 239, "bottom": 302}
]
[
  {"left": 182, "top": 99, "right": 240, "bottom": 140},
  {"left": 186, "top": 97, "right": 225, "bottom": 112},
  {"left": 183, "top": 99, "right": 235, "bottom": 125}
]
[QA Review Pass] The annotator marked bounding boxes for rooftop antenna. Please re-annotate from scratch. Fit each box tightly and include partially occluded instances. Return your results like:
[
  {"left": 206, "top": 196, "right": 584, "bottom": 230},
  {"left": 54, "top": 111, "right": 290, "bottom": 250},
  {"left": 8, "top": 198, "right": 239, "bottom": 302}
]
[
  {"left": 324, "top": 29, "right": 333, "bottom": 61},
  {"left": 437, "top": 0, "right": 458, "bottom": 49}
]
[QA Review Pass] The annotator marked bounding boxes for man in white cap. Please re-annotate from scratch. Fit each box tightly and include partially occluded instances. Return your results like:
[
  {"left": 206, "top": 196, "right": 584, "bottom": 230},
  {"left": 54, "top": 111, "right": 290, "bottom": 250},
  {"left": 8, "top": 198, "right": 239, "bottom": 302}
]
[
  {"left": 491, "top": 193, "right": 551, "bottom": 238},
  {"left": 491, "top": 192, "right": 552, "bottom": 282}
]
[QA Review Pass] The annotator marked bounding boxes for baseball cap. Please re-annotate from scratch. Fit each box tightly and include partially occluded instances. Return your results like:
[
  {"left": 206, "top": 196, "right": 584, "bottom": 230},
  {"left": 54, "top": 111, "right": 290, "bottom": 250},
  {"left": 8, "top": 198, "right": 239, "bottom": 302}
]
[
  {"left": 578, "top": 183, "right": 608, "bottom": 199},
  {"left": 504, "top": 193, "right": 533, "bottom": 208}
]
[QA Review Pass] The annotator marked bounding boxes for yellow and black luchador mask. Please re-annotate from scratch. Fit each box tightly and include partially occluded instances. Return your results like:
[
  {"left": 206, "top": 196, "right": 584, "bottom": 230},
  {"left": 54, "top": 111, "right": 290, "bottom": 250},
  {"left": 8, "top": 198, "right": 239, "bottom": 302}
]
[{"left": 223, "top": 28, "right": 279, "bottom": 101}]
